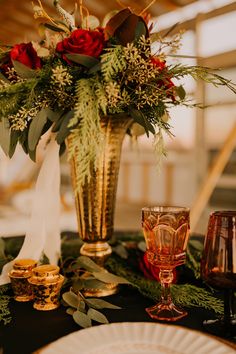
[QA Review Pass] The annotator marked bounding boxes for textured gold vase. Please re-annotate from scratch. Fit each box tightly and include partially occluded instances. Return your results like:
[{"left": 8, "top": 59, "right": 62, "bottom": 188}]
[{"left": 68, "top": 114, "right": 133, "bottom": 295}]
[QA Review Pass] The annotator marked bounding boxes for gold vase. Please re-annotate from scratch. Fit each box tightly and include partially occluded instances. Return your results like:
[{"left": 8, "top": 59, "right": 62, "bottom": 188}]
[{"left": 67, "top": 114, "right": 133, "bottom": 296}]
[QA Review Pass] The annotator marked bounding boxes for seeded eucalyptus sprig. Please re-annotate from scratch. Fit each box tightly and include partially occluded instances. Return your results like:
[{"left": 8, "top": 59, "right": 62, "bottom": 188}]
[
  {"left": 61, "top": 255, "right": 129, "bottom": 327},
  {"left": 62, "top": 289, "right": 121, "bottom": 328},
  {"left": 63, "top": 255, "right": 130, "bottom": 290}
]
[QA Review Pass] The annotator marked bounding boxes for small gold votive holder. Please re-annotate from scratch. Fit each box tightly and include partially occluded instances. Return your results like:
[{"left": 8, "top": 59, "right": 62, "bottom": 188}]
[
  {"left": 8, "top": 259, "right": 37, "bottom": 302},
  {"left": 28, "top": 265, "right": 64, "bottom": 311}
]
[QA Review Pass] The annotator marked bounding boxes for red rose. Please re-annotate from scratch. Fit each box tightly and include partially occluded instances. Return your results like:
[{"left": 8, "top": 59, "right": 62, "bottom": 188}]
[
  {"left": 10, "top": 42, "right": 42, "bottom": 69},
  {"left": 56, "top": 28, "right": 105, "bottom": 63},
  {"left": 139, "top": 252, "right": 160, "bottom": 281}
]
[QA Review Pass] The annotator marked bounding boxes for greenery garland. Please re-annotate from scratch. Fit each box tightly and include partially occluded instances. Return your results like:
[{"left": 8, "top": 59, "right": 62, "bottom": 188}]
[{"left": 0, "top": 232, "right": 225, "bottom": 326}]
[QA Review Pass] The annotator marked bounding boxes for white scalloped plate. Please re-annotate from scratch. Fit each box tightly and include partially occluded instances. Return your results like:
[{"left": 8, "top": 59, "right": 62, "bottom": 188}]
[{"left": 40, "top": 322, "right": 234, "bottom": 354}]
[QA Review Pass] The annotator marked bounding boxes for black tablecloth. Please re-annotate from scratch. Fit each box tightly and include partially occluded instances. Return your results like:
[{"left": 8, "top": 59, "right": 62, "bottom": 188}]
[
  {"left": 1, "top": 286, "right": 236, "bottom": 354},
  {"left": 0, "top": 233, "right": 236, "bottom": 354}
]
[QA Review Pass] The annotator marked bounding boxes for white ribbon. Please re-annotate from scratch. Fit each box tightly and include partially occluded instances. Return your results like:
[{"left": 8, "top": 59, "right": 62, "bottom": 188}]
[{"left": 0, "top": 138, "right": 61, "bottom": 285}]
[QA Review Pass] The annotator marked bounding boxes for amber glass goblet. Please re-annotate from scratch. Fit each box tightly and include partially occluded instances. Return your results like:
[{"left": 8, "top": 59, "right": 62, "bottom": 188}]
[
  {"left": 201, "top": 211, "right": 236, "bottom": 338},
  {"left": 142, "top": 206, "right": 190, "bottom": 321}
]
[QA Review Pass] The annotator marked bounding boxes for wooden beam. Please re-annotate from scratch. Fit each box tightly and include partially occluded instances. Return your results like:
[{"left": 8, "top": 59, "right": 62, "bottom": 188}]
[
  {"left": 200, "top": 50, "right": 236, "bottom": 69},
  {"left": 191, "top": 123, "right": 236, "bottom": 231},
  {"left": 159, "top": 2, "right": 236, "bottom": 34}
]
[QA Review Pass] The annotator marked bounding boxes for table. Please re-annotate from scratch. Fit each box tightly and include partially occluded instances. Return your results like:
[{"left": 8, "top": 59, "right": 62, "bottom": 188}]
[
  {"left": 0, "top": 233, "right": 235, "bottom": 354},
  {"left": 0, "top": 286, "right": 235, "bottom": 354}
]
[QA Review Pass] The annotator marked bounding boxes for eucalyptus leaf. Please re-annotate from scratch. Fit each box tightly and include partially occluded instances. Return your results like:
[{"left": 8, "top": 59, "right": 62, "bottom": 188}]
[
  {"left": 28, "top": 148, "right": 36, "bottom": 162},
  {"left": 113, "top": 244, "right": 128, "bottom": 259},
  {"left": 72, "top": 279, "right": 85, "bottom": 292},
  {"left": 175, "top": 85, "right": 186, "bottom": 100},
  {"left": 88, "top": 62, "right": 101, "bottom": 74},
  {"left": 0, "top": 238, "right": 6, "bottom": 260},
  {"left": 66, "top": 307, "right": 75, "bottom": 315},
  {"left": 52, "top": 115, "right": 64, "bottom": 133},
  {"left": 92, "top": 271, "right": 130, "bottom": 284},
  {"left": 62, "top": 291, "right": 79, "bottom": 309},
  {"left": 82, "top": 279, "right": 109, "bottom": 290},
  {"left": 129, "top": 108, "right": 155, "bottom": 137},
  {"left": 87, "top": 308, "right": 108, "bottom": 324},
  {"left": 0, "top": 117, "right": 10, "bottom": 156},
  {"left": 86, "top": 298, "right": 121, "bottom": 310},
  {"left": 76, "top": 256, "right": 103, "bottom": 273},
  {"left": 28, "top": 109, "right": 48, "bottom": 151},
  {"left": 137, "top": 241, "right": 146, "bottom": 252},
  {"left": 12, "top": 60, "right": 37, "bottom": 79},
  {"left": 8, "top": 131, "right": 19, "bottom": 158},
  {"left": 56, "top": 110, "right": 74, "bottom": 145},
  {"left": 65, "top": 54, "right": 99, "bottom": 68},
  {"left": 73, "top": 310, "right": 92, "bottom": 328},
  {"left": 45, "top": 108, "right": 62, "bottom": 122},
  {"left": 59, "top": 142, "right": 66, "bottom": 156},
  {"left": 189, "top": 239, "right": 204, "bottom": 252},
  {"left": 78, "top": 300, "right": 86, "bottom": 313}
]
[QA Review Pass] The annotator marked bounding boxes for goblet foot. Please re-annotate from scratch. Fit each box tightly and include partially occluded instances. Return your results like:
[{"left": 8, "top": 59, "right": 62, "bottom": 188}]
[
  {"left": 203, "top": 317, "right": 236, "bottom": 338},
  {"left": 146, "top": 302, "right": 187, "bottom": 322}
]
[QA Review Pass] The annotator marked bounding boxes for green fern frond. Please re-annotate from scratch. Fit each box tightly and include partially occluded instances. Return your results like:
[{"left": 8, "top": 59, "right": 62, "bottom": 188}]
[
  {"left": 95, "top": 80, "right": 108, "bottom": 115},
  {"left": 67, "top": 78, "right": 104, "bottom": 188},
  {"left": 101, "top": 46, "right": 126, "bottom": 82}
]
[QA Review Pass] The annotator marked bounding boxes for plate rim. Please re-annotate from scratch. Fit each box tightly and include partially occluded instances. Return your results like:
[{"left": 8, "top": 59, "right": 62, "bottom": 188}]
[{"left": 38, "top": 321, "right": 236, "bottom": 353}]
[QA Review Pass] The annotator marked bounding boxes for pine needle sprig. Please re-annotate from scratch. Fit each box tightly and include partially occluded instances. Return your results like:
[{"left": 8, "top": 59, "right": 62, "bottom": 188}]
[
  {"left": 171, "top": 284, "right": 223, "bottom": 314},
  {"left": 106, "top": 256, "right": 224, "bottom": 314},
  {"left": 0, "top": 285, "right": 12, "bottom": 325},
  {"left": 169, "top": 64, "right": 236, "bottom": 93}
]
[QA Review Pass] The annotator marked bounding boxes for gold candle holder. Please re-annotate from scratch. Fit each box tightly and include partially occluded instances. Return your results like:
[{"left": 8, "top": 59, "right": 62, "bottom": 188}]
[
  {"left": 28, "top": 265, "right": 64, "bottom": 311},
  {"left": 9, "top": 259, "right": 37, "bottom": 302}
]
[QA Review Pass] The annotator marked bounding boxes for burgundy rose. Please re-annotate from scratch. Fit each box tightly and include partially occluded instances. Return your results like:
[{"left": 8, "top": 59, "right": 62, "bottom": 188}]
[
  {"left": 139, "top": 252, "right": 177, "bottom": 283},
  {"left": 151, "top": 57, "right": 166, "bottom": 71},
  {"left": 165, "top": 77, "right": 176, "bottom": 101},
  {"left": 56, "top": 28, "right": 105, "bottom": 63},
  {"left": 151, "top": 57, "right": 176, "bottom": 100},
  {"left": 10, "top": 42, "right": 42, "bottom": 69}
]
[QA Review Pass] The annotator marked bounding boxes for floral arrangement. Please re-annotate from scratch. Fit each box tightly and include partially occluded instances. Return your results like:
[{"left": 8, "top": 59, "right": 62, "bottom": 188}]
[{"left": 0, "top": 0, "right": 235, "bottom": 185}]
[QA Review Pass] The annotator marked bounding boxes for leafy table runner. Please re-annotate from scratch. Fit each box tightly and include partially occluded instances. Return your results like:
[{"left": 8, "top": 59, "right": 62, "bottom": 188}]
[{"left": 0, "top": 232, "right": 235, "bottom": 354}]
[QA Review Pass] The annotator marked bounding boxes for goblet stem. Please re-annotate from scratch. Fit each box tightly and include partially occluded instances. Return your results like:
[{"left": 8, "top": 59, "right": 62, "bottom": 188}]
[{"left": 159, "top": 269, "right": 173, "bottom": 305}]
